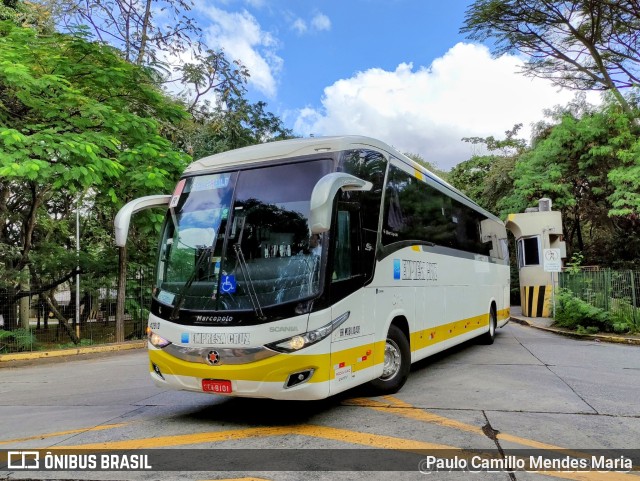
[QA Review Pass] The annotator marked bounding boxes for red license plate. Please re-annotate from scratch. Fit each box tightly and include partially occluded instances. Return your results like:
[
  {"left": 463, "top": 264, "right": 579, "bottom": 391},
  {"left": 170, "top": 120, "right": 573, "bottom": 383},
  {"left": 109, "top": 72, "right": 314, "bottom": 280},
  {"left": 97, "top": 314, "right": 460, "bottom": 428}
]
[{"left": 202, "top": 379, "right": 232, "bottom": 393}]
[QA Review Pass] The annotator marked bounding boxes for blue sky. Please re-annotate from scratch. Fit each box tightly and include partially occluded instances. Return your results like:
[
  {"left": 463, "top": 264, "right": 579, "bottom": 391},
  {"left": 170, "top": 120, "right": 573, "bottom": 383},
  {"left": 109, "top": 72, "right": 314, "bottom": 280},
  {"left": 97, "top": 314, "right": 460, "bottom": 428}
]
[
  {"left": 239, "top": 1, "right": 470, "bottom": 107},
  {"left": 190, "top": 0, "right": 595, "bottom": 170}
]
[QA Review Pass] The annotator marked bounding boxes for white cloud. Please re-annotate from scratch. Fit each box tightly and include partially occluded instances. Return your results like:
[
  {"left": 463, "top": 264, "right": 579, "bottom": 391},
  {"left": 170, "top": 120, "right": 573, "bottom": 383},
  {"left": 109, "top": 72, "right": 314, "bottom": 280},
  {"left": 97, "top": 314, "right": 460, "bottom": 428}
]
[
  {"left": 294, "top": 43, "right": 600, "bottom": 171},
  {"left": 292, "top": 18, "right": 307, "bottom": 34},
  {"left": 291, "top": 12, "right": 331, "bottom": 35},
  {"left": 198, "top": 5, "right": 282, "bottom": 98},
  {"left": 311, "top": 13, "right": 331, "bottom": 32}
]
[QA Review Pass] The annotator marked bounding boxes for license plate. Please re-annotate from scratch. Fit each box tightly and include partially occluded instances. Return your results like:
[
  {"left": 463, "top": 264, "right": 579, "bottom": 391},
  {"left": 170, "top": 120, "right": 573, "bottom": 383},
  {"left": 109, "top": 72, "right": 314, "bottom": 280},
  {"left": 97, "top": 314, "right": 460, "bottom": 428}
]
[{"left": 202, "top": 379, "right": 232, "bottom": 393}]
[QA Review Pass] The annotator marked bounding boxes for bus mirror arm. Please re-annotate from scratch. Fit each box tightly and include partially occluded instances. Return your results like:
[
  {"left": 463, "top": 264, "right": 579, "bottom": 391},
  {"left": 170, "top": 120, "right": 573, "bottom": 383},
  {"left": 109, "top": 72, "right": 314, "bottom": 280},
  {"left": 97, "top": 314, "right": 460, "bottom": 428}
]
[
  {"left": 309, "top": 173, "right": 372, "bottom": 234},
  {"left": 114, "top": 195, "right": 171, "bottom": 246}
]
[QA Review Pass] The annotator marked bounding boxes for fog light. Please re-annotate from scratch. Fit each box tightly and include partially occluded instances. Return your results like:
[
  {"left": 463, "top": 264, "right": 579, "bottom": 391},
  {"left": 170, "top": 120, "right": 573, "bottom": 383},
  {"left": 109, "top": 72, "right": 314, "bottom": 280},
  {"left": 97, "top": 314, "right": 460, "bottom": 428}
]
[
  {"left": 284, "top": 369, "right": 314, "bottom": 388},
  {"left": 151, "top": 362, "right": 164, "bottom": 380}
]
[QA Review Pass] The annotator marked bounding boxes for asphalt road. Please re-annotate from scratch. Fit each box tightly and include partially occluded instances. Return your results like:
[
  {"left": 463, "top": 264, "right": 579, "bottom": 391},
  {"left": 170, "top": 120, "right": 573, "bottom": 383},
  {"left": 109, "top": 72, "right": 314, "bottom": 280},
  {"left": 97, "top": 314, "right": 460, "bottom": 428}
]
[{"left": 1, "top": 322, "right": 639, "bottom": 481}]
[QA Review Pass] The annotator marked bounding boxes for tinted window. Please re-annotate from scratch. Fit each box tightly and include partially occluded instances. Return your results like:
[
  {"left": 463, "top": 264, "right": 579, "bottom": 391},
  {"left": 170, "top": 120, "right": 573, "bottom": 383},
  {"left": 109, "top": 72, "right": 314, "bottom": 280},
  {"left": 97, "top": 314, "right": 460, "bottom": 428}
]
[
  {"left": 155, "top": 159, "right": 334, "bottom": 312},
  {"left": 338, "top": 149, "right": 386, "bottom": 231},
  {"left": 338, "top": 150, "right": 387, "bottom": 280},
  {"left": 333, "top": 209, "right": 362, "bottom": 281},
  {"left": 382, "top": 164, "right": 492, "bottom": 256}
]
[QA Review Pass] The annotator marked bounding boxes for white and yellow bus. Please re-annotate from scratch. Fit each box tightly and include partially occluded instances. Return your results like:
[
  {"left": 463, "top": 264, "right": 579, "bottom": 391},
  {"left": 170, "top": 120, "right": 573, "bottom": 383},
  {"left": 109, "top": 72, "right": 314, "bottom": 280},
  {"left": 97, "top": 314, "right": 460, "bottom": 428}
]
[{"left": 115, "top": 136, "right": 510, "bottom": 400}]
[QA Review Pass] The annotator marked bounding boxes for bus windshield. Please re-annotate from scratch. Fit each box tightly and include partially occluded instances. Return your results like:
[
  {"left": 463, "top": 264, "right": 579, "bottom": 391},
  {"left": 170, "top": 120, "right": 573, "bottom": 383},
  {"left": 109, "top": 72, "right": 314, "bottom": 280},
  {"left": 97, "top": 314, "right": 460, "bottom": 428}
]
[{"left": 155, "top": 158, "right": 333, "bottom": 313}]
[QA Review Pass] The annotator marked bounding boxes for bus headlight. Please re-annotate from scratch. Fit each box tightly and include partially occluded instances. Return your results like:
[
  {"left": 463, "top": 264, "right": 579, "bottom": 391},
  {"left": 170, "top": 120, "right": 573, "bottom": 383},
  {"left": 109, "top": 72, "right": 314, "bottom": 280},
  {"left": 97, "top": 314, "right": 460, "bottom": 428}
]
[
  {"left": 266, "top": 311, "right": 350, "bottom": 353},
  {"left": 147, "top": 328, "right": 171, "bottom": 348}
]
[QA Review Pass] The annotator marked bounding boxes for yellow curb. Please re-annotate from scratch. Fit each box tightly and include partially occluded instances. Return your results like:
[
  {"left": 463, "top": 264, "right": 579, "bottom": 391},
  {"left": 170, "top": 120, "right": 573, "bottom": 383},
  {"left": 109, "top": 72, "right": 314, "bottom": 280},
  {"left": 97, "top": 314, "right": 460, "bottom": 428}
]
[
  {"left": 0, "top": 340, "right": 146, "bottom": 363},
  {"left": 510, "top": 317, "right": 640, "bottom": 345}
]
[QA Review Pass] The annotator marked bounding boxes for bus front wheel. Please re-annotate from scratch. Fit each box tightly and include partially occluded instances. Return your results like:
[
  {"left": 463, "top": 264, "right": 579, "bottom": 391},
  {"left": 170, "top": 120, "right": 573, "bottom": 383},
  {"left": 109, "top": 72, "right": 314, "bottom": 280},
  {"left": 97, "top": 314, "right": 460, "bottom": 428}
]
[{"left": 370, "top": 324, "right": 410, "bottom": 394}]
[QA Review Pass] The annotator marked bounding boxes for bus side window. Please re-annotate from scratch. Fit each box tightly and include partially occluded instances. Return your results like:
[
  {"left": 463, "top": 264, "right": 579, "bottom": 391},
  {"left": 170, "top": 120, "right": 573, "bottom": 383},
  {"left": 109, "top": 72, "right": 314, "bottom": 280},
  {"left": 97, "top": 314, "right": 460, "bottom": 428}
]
[
  {"left": 333, "top": 204, "right": 362, "bottom": 282},
  {"left": 334, "top": 210, "right": 352, "bottom": 281}
]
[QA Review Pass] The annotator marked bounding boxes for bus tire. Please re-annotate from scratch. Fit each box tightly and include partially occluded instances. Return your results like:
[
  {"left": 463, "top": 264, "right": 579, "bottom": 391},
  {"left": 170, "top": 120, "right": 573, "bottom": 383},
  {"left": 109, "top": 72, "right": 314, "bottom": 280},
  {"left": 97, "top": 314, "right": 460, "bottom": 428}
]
[
  {"left": 369, "top": 324, "right": 410, "bottom": 394},
  {"left": 479, "top": 306, "right": 497, "bottom": 345}
]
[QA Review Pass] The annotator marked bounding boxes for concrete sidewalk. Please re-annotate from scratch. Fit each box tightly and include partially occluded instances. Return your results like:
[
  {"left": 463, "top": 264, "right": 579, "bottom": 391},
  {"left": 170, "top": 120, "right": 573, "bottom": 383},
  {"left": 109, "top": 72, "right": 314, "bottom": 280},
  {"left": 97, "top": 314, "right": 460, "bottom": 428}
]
[
  {"left": 0, "top": 340, "right": 146, "bottom": 365},
  {"left": 509, "top": 305, "right": 640, "bottom": 345}
]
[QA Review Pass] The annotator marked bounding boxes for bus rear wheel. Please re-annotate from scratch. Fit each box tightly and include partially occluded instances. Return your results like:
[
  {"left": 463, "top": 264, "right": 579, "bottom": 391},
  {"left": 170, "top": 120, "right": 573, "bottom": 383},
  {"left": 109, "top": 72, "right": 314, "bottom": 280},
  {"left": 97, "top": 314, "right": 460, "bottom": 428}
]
[
  {"left": 369, "top": 324, "right": 410, "bottom": 394},
  {"left": 479, "top": 306, "right": 497, "bottom": 345}
]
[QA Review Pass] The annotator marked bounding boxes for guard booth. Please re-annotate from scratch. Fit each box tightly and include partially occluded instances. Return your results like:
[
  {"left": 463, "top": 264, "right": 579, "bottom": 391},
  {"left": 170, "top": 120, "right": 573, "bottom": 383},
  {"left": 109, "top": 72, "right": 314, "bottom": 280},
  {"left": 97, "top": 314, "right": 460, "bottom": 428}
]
[{"left": 506, "top": 198, "right": 566, "bottom": 317}]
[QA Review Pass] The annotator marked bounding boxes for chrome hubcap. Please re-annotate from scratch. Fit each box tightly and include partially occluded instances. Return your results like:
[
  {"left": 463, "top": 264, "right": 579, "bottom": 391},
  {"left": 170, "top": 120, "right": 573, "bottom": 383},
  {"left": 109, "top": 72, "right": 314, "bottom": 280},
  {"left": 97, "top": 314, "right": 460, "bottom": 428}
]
[{"left": 381, "top": 338, "right": 401, "bottom": 380}]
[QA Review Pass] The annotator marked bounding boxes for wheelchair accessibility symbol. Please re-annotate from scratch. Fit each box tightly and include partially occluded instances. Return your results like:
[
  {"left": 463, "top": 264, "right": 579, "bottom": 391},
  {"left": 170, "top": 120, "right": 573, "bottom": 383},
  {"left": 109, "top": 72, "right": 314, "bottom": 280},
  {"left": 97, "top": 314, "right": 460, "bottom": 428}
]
[{"left": 221, "top": 275, "right": 237, "bottom": 294}]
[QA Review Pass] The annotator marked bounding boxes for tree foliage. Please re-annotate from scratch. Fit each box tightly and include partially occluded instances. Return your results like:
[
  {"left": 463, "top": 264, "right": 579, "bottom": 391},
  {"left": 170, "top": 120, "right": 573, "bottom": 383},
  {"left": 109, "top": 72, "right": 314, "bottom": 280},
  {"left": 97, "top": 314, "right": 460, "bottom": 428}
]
[
  {"left": 607, "top": 91, "right": 640, "bottom": 218},
  {"left": 0, "top": 21, "right": 190, "bottom": 327},
  {"left": 448, "top": 124, "right": 525, "bottom": 213},
  {"left": 501, "top": 100, "right": 640, "bottom": 267},
  {"left": 1, "top": 0, "right": 52, "bottom": 30},
  {"left": 450, "top": 99, "right": 640, "bottom": 269},
  {"left": 44, "top": 0, "right": 198, "bottom": 65},
  {"left": 404, "top": 153, "right": 449, "bottom": 181},
  {"left": 181, "top": 97, "right": 294, "bottom": 160},
  {"left": 0, "top": 2, "right": 295, "bottom": 338},
  {"left": 460, "top": 0, "right": 640, "bottom": 267},
  {"left": 43, "top": 0, "right": 250, "bottom": 116},
  {"left": 462, "top": 0, "right": 640, "bottom": 113}
]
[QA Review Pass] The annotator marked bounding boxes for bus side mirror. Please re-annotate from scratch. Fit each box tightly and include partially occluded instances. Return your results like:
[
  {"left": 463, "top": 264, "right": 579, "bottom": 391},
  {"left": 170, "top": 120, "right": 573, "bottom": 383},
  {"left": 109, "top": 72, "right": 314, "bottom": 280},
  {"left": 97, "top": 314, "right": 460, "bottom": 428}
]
[
  {"left": 309, "top": 173, "right": 372, "bottom": 234},
  {"left": 114, "top": 195, "right": 171, "bottom": 246}
]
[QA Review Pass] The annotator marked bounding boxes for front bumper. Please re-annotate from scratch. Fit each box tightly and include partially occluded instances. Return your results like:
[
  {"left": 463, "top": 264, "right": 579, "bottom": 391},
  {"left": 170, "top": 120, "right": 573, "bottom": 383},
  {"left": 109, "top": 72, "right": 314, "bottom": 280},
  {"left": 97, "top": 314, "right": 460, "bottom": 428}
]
[{"left": 148, "top": 344, "right": 332, "bottom": 400}]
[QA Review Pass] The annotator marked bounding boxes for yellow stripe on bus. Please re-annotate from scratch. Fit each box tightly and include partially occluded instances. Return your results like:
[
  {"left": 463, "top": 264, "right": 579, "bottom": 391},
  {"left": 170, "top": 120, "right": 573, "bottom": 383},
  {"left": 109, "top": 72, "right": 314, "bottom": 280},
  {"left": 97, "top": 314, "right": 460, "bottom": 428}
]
[
  {"left": 411, "top": 314, "right": 486, "bottom": 351},
  {"left": 151, "top": 307, "right": 510, "bottom": 383},
  {"left": 150, "top": 349, "right": 330, "bottom": 383},
  {"left": 411, "top": 308, "right": 509, "bottom": 352},
  {"left": 150, "top": 342, "right": 380, "bottom": 383}
]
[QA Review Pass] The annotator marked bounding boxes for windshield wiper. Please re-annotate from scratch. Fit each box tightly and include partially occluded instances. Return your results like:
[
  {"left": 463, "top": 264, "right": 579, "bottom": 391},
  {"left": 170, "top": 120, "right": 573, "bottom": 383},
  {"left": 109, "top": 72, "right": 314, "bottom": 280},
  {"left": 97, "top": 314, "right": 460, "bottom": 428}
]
[
  {"left": 233, "top": 216, "right": 265, "bottom": 320},
  {"left": 169, "top": 244, "right": 214, "bottom": 320}
]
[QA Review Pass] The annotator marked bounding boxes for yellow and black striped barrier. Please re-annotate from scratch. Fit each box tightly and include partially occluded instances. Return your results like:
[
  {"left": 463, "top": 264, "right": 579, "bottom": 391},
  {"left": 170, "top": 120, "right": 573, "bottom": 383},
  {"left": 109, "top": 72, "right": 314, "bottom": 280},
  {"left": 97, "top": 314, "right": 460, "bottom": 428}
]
[{"left": 520, "top": 285, "right": 553, "bottom": 317}]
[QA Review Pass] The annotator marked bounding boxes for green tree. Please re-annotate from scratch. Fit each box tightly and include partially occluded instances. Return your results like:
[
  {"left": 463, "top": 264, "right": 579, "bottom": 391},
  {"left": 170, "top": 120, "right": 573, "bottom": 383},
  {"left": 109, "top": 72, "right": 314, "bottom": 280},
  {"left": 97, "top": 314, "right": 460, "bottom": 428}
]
[
  {"left": 607, "top": 93, "right": 640, "bottom": 218},
  {"left": 0, "top": 22, "right": 190, "bottom": 329},
  {"left": 1, "top": 0, "right": 52, "bottom": 30},
  {"left": 181, "top": 97, "right": 294, "bottom": 160},
  {"left": 461, "top": 0, "right": 640, "bottom": 114},
  {"left": 1, "top": 2, "right": 294, "bottom": 342},
  {"left": 44, "top": 0, "right": 250, "bottom": 116},
  {"left": 404, "top": 153, "right": 449, "bottom": 181},
  {"left": 449, "top": 124, "right": 525, "bottom": 213},
  {"left": 502, "top": 101, "right": 640, "bottom": 267},
  {"left": 43, "top": 0, "right": 198, "bottom": 65}
]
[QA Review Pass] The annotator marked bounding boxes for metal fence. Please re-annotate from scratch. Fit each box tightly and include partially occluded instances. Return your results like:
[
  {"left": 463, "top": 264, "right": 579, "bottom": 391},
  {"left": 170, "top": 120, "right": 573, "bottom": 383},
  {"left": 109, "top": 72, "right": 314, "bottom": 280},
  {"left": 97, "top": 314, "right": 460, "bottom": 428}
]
[
  {"left": 558, "top": 269, "right": 639, "bottom": 328},
  {"left": 0, "top": 267, "right": 153, "bottom": 354}
]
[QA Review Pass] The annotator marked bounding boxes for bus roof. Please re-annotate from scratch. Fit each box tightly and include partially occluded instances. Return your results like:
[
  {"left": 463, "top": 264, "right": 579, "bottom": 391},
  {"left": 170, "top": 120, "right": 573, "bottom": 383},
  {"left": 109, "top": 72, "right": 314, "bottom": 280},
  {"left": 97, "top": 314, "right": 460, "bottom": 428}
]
[
  {"left": 184, "top": 136, "right": 395, "bottom": 173},
  {"left": 184, "top": 135, "right": 502, "bottom": 223}
]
